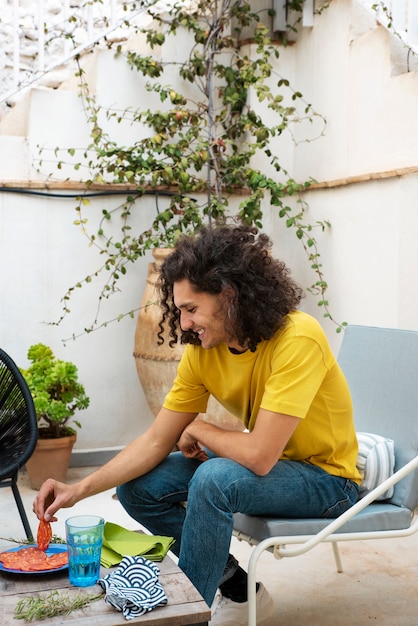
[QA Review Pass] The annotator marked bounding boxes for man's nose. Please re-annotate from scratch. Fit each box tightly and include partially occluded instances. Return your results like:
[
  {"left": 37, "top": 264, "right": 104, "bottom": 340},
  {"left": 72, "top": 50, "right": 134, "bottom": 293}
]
[{"left": 180, "top": 311, "right": 193, "bottom": 330}]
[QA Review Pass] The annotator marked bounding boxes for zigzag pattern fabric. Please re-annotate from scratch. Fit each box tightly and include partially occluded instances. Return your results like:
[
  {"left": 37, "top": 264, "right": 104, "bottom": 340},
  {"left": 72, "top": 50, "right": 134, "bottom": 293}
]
[{"left": 98, "top": 555, "right": 168, "bottom": 619}]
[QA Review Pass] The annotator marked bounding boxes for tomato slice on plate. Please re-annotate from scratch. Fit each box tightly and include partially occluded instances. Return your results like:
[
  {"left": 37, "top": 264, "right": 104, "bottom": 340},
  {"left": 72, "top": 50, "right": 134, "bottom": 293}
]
[
  {"left": 37, "top": 519, "right": 52, "bottom": 551},
  {"left": 0, "top": 546, "right": 68, "bottom": 573},
  {"left": 39, "top": 552, "right": 68, "bottom": 570}
]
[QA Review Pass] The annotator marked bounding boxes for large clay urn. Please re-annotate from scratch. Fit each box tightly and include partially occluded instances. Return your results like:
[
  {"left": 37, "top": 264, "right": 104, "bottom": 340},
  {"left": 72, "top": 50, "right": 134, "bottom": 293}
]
[
  {"left": 133, "top": 249, "right": 243, "bottom": 430},
  {"left": 133, "top": 249, "right": 183, "bottom": 416}
]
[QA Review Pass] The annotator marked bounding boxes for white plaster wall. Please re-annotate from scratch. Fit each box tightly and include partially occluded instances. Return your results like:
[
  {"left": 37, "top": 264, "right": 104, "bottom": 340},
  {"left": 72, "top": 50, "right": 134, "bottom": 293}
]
[
  {"left": 291, "top": 0, "right": 418, "bottom": 181},
  {"left": 0, "top": 190, "right": 159, "bottom": 451},
  {"left": 266, "top": 174, "right": 418, "bottom": 355},
  {"left": 0, "top": 0, "right": 145, "bottom": 110}
]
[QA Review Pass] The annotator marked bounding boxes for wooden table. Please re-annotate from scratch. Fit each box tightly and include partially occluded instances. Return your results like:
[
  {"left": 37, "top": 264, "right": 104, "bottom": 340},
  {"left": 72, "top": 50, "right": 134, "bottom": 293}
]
[{"left": 0, "top": 541, "right": 210, "bottom": 625}]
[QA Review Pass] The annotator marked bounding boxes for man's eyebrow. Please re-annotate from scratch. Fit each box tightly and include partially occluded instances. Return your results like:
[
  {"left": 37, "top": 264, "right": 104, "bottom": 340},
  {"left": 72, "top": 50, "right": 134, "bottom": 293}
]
[{"left": 173, "top": 297, "right": 192, "bottom": 308}]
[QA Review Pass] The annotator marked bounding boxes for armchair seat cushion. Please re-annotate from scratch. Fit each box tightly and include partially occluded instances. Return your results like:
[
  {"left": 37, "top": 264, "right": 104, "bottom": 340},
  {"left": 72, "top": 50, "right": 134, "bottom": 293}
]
[{"left": 233, "top": 503, "right": 413, "bottom": 542}]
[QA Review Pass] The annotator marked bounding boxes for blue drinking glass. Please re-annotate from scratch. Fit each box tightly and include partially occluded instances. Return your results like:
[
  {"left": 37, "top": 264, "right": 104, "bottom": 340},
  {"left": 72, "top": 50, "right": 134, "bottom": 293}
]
[{"left": 65, "top": 515, "right": 105, "bottom": 587}]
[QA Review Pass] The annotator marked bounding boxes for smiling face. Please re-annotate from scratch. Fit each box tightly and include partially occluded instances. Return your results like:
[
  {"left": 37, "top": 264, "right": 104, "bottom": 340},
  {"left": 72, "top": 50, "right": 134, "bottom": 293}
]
[{"left": 173, "top": 278, "right": 242, "bottom": 351}]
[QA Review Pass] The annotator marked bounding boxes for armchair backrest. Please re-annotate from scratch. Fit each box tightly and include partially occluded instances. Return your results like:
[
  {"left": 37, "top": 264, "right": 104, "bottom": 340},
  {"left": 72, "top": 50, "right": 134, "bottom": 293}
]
[
  {"left": 337, "top": 325, "right": 418, "bottom": 511},
  {"left": 0, "top": 348, "right": 38, "bottom": 480}
]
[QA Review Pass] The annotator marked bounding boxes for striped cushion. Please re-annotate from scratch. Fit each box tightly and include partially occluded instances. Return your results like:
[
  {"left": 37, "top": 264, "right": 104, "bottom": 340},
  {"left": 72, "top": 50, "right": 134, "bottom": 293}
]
[{"left": 356, "top": 432, "right": 395, "bottom": 501}]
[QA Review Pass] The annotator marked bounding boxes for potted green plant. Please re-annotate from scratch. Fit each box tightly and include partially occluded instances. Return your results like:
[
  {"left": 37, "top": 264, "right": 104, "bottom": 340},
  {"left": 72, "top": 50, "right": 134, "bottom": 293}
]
[{"left": 21, "top": 343, "right": 89, "bottom": 489}]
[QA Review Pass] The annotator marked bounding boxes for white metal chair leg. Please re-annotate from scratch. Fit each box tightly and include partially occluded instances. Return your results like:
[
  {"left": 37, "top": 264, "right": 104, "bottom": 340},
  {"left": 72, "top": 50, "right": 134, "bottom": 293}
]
[
  {"left": 247, "top": 540, "right": 266, "bottom": 626},
  {"left": 332, "top": 541, "right": 343, "bottom": 572}
]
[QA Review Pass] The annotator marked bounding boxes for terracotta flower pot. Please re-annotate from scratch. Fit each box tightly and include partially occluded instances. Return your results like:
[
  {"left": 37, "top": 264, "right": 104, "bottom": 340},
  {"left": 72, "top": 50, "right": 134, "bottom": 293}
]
[{"left": 25, "top": 434, "right": 77, "bottom": 490}]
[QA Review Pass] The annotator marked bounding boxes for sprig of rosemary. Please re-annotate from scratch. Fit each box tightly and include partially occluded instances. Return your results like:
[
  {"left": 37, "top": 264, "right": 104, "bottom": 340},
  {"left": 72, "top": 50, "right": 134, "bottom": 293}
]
[
  {"left": 14, "top": 589, "right": 104, "bottom": 622},
  {"left": 0, "top": 535, "right": 66, "bottom": 545}
]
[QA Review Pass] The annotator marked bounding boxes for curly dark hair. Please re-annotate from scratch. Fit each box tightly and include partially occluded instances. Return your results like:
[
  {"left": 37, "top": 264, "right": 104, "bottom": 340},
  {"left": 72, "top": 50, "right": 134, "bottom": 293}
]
[{"left": 157, "top": 225, "right": 304, "bottom": 352}]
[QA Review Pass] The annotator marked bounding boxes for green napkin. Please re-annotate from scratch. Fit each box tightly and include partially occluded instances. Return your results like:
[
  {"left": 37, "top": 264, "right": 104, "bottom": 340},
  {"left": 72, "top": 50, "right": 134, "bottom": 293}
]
[{"left": 100, "top": 522, "right": 175, "bottom": 568}]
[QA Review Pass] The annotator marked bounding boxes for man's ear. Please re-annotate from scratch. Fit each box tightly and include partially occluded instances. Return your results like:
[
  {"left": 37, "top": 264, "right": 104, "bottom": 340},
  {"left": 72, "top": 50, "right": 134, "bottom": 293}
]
[{"left": 222, "top": 284, "right": 237, "bottom": 302}]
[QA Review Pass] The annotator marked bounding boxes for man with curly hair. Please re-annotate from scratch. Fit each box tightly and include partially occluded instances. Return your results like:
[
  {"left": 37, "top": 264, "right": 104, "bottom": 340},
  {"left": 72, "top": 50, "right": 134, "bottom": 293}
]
[{"left": 34, "top": 225, "right": 361, "bottom": 625}]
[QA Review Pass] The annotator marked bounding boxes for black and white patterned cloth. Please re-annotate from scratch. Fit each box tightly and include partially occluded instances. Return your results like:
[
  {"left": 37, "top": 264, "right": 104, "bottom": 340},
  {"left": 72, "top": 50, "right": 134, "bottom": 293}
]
[{"left": 98, "top": 555, "right": 168, "bottom": 620}]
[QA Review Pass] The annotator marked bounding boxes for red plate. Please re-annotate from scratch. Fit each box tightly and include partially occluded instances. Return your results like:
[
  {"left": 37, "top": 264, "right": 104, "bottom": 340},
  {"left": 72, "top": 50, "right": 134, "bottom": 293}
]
[{"left": 0, "top": 544, "right": 68, "bottom": 575}]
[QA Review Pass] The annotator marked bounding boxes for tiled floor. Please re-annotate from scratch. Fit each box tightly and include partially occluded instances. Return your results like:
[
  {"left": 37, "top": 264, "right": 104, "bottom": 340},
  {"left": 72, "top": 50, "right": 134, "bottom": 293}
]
[{"left": 1, "top": 466, "right": 418, "bottom": 625}]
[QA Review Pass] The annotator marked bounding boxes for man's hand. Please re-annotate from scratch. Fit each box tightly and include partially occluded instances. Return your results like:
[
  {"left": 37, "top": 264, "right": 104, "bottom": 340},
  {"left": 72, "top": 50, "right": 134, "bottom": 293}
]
[
  {"left": 176, "top": 409, "right": 300, "bottom": 476},
  {"left": 177, "top": 427, "right": 208, "bottom": 461},
  {"left": 33, "top": 479, "right": 81, "bottom": 522}
]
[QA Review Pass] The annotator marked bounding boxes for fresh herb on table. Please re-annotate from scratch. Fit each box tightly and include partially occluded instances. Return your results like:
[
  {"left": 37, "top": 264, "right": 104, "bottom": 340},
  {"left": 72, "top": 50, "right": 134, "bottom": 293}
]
[
  {"left": 0, "top": 535, "right": 66, "bottom": 545},
  {"left": 14, "top": 590, "right": 104, "bottom": 622}
]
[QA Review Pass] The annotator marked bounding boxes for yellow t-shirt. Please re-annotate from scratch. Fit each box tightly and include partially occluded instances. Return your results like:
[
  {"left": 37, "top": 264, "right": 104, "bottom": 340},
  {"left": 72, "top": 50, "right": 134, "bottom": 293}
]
[{"left": 164, "top": 310, "right": 361, "bottom": 484}]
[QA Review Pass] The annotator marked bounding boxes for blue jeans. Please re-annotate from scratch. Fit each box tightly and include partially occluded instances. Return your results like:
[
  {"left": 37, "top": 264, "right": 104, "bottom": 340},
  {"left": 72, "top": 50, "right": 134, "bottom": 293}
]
[{"left": 116, "top": 452, "right": 359, "bottom": 606}]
